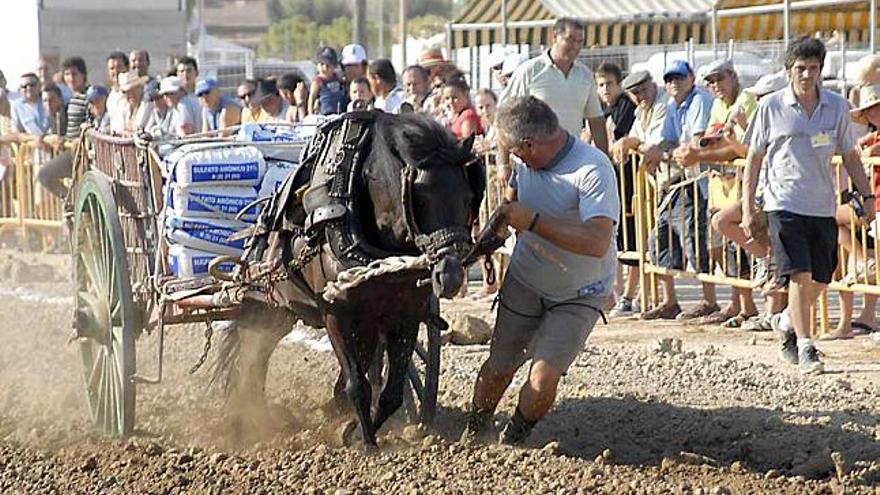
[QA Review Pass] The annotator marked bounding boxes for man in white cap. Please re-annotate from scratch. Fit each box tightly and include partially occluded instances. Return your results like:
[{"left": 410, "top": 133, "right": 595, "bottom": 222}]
[
  {"left": 159, "top": 75, "right": 200, "bottom": 137},
  {"left": 109, "top": 71, "right": 151, "bottom": 136},
  {"left": 340, "top": 43, "right": 368, "bottom": 85},
  {"left": 674, "top": 58, "right": 761, "bottom": 327}
]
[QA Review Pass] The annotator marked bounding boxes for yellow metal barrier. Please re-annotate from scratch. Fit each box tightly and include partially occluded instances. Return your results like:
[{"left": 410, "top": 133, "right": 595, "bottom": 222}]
[
  {"left": 0, "top": 141, "right": 65, "bottom": 247},
  {"left": 632, "top": 154, "right": 880, "bottom": 336}
]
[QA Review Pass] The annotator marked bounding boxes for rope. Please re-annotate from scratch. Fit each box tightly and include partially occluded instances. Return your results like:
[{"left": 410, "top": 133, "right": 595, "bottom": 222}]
[{"left": 322, "top": 255, "right": 430, "bottom": 302}]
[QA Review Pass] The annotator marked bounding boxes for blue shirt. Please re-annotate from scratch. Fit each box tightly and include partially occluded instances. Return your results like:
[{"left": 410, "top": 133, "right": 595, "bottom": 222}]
[
  {"left": 508, "top": 134, "right": 620, "bottom": 301},
  {"left": 661, "top": 85, "right": 713, "bottom": 193},
  {"left": 10, "top": 99, "right": 49, "bottom": 136},
  {"left": 661, "top": 86, "right": 713, "bottom": 145}
]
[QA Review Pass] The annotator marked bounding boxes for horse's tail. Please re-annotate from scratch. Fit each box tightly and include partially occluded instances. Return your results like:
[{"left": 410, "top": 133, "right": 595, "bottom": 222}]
[{"left": 209, "top": 321, "right": 241, "bottom": 397}]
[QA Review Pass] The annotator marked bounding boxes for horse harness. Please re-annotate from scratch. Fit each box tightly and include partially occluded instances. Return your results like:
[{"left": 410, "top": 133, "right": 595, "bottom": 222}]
[{"left": 237, "top": 112, "right": 471, "bottom": 303}]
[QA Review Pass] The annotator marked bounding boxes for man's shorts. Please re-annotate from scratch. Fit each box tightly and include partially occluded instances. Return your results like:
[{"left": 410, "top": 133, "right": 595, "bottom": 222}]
[
  {"left": 767, "top": 210, "right": 838, "bottom": 284},
  {"left": 486, "top": 275, "right": 603, "bottom": 374}
]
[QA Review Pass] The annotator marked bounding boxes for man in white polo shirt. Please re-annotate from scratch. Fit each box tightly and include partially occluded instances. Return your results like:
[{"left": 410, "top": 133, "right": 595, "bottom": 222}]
[{"left": 498, "top": 18, "right": 608, "bottom": 182}]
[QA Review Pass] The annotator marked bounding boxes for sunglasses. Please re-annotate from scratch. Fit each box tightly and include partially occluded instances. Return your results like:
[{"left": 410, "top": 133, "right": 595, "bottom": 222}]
[
  {"left": 238, "top": 91, "right": 254, "bottom": 100},
  {"left": 20, "top": 82, "right": 38, "bottom": 89}
]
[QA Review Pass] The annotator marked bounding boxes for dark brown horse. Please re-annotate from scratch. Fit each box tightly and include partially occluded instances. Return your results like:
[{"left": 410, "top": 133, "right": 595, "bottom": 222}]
[{"left": 215, "top": 112, "right": 485, "bottom": 449}]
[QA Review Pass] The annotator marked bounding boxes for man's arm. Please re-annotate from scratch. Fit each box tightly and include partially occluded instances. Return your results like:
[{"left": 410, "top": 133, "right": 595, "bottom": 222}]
[
  {"left": 739, "top": 147, "right": 765, "bottom": 238},
  {"left": 586, "top": 116, "right": 609, "bottom": 155},
  {"left": 842, "top": 148, "right": 877, "bottom": 222},
  {"left": 499, "top": 201, "right": 613, "bottom": 257}
]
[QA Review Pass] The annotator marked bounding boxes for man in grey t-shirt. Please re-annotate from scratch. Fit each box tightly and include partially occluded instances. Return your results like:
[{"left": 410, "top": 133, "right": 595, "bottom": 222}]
[{"left": 463, "top": 96, "right": 619, "bottom": 445}]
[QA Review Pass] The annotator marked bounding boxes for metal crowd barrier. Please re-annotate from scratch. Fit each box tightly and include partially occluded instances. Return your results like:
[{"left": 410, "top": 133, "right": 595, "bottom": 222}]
[
  {"left": 0, "top": 141, "right": 66, "bottom": 248},
  {"left": 628, "top": 153, "right": 880, "bottom": 336}
]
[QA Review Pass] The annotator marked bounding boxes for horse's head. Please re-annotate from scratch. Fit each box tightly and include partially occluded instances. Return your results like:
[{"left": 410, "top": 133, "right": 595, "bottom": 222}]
[{"left": 368, "top": 113, "right": 486, "bottom": 298}]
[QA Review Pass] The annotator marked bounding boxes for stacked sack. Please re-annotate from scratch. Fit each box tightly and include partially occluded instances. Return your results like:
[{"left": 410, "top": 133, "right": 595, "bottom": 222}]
[{"left": 162, "top": 127, "right": 310, "bottom": 278}]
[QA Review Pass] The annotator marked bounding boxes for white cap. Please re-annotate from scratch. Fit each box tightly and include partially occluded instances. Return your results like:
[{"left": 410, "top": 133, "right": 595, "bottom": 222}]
[
  {"left": 158, "top": 76, "right": 185, "bottom": 95},
  {"left": 744, "top": 71, "right": 788, "bottom": 97},
  {"left": 501, "top": 53, "right": 528, "bottom": 77},
  {"left": 340, "top": 44, "right": 367, "bottom": 65}
]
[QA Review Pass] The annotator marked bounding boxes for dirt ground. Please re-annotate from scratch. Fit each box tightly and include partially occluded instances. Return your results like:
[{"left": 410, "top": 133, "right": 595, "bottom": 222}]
[{"left": 1, "top": 249, "right": 879, "bottom": 494}]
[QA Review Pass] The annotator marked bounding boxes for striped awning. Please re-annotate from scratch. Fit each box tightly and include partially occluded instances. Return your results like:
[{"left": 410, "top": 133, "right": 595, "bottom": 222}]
[
  {"left": 450, "top": 0, "right": 714, "bottom": 49},
  {"left": 716, "top": 0, "right": 872, "bottom": 42},
  {"left": 450, "top": 0, "right": 876, "bottom": 48}
]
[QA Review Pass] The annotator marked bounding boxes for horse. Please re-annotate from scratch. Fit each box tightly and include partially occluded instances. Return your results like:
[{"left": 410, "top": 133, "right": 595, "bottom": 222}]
[{"left": 214, "top": 111, "right": 485, "bottom": 449}]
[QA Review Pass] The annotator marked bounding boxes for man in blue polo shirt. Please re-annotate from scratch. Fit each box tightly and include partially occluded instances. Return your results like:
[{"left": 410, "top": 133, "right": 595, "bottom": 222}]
[
  {"left": 742, "top": 37, "right": 875, "bottom": 374},
  {"left": 642, "top": 60, "right": 718, "bottom": 321}
]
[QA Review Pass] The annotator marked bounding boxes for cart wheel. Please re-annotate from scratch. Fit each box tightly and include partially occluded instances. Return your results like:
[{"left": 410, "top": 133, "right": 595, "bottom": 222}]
[
  {"left": 405, "top": 296, "right": 442, "bottom": 425},
  {"left": 73, "top": 171, "right": 137, "bottom": 437}
]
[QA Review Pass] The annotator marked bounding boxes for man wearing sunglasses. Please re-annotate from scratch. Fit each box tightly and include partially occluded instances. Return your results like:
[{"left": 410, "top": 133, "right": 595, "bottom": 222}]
[{"left": 10, "top": 73, "right": 49, "bottom": 140}]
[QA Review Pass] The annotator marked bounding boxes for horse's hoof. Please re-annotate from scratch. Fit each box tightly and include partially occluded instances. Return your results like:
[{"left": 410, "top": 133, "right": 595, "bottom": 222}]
[
  {"left": 362, "top": 442, "right": 379, "bottom": 455},
  {"left": 339, "top": 420, "right": 360, "bottom": 447}
]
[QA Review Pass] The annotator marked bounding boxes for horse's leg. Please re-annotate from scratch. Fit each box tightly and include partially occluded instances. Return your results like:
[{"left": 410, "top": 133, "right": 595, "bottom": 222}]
[
  {"left": 372, "top": 321, "right": 418, "bottom": 432},
  {"left": 325, "top": 312, "right": 378, "bottom": 450},
  {"left": 227, "top": 301, "right": 295, "bottom": 441}
]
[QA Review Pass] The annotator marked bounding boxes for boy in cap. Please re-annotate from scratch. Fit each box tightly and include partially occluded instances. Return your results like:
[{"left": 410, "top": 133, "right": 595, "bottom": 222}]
[
  {"left": 86, "top": 85, "right": 111, "bottom": 133},
  {"left": 308, "top": 46, "right": 348, "bottom": 115},
  {"left": 340, "top": 44, "right": 368, "bottom": 84}
]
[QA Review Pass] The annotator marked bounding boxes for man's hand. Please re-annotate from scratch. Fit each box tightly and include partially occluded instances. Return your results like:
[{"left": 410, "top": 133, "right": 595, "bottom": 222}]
[
  {"left": 674, "top": 144, "right": 700, "bottom": 167},
  {"left": 740, "top": 207, "right": 758, "bottom": 241},
  {"left": 642, "top": 144, "right": 662, "bottom": 174},
  {"left": 611, "top": 136, "right": 639, "bottom": 164}
]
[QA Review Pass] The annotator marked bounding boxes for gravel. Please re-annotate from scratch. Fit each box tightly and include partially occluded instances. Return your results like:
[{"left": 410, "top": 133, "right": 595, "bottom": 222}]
[{"left": 1, "top": 252, "right": 879, "bottom": 494}]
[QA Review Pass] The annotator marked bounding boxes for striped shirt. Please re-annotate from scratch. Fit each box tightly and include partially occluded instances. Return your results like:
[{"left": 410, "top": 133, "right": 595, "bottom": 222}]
[{"left": 65, "top": 89, "right": 89, "bottom": 140}]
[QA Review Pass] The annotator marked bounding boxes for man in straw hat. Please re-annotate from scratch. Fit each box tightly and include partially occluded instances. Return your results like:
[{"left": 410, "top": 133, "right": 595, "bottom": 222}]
[
  {"left": 109, "top": 70, "right": 151, "bottom": 136},
  {"left": 742, "top": 37, "right": 875, "bottom": 374}
]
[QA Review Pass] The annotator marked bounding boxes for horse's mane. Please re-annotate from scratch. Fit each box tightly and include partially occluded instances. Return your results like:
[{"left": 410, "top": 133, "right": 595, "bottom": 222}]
[{"left": 374, "top": 112, "right": 471, "bottom": 169}]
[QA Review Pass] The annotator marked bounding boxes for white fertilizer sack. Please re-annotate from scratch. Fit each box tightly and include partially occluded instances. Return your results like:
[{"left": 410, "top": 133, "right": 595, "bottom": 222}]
[
  {"left": 259, "top": 160, "right": 301, "bottom": 199},
  {"left": 166, "top": 185, "right": 260, "bottom": 221},
  {"left": 163, "top": 143, "right": 266, "bottom": 187},
  {"left": 167, "top": 244, "right": 240, "bottom": 278},
  {"left": 164, "top": 216, "right": 248, "bottom": 256}
]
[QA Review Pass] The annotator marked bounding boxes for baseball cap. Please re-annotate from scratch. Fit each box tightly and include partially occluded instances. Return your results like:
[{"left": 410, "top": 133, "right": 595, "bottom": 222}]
[
  {"left": 158, "top": 76, "right": 185, "bottom": 95},
  {"left": 85, "top": 85, "right": 109, "bottom": 102},
  {"left": 621, "top": 70, "right": 652, "bottom": 91},
  {"left": 341, "top": 44, "right": 367, "bottom": 65},
  {"left": 702, "top": 59, "right": 735, "bottom": 80},
  {"left": 501, "top": 53, "right": 528, "bottom": 77},
  {"left": 316, "top": 46, "right": 339, "bottom": 66},
  {"left": 744, "top": 71, "right": 788, "bottom": 97},
  {"left": 663, "top": 60, "right": 693, "bottom": 81},
  {"left": 195, "top": 78, "right": 218, "bottom": 97}
]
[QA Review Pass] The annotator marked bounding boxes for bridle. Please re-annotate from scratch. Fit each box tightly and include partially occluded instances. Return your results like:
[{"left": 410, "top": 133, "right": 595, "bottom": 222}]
[{"left": 400, "top": 162, "right": 474, "bottom": 263}]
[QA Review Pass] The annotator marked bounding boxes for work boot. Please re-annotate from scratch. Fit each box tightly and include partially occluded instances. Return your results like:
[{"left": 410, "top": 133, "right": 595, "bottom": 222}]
[
  {"left": 460, "top": 404, "right": 495, "bottom": 444},
  {"left": 798, "top": 345, "right": 825, "bottom": 375},
  {"left": 500, "top": 408, "right": 536, "bottom": 446}
]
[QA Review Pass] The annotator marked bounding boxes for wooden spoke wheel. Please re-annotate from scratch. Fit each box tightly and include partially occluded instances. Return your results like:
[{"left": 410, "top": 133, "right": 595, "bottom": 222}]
[{"left": 73, "top": 171, "right": 137, "bottom": 437}]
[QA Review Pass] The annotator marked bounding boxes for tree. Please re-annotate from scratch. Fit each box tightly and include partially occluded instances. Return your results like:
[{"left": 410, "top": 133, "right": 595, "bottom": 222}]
[{"left": 408, "top": 14, "right": 447, "bottom": 39}]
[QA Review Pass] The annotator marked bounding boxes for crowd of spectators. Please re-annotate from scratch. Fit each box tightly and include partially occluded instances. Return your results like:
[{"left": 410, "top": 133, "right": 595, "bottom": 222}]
[{"left": 2, "top": 20, "right": 880, "bottom": 374}]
